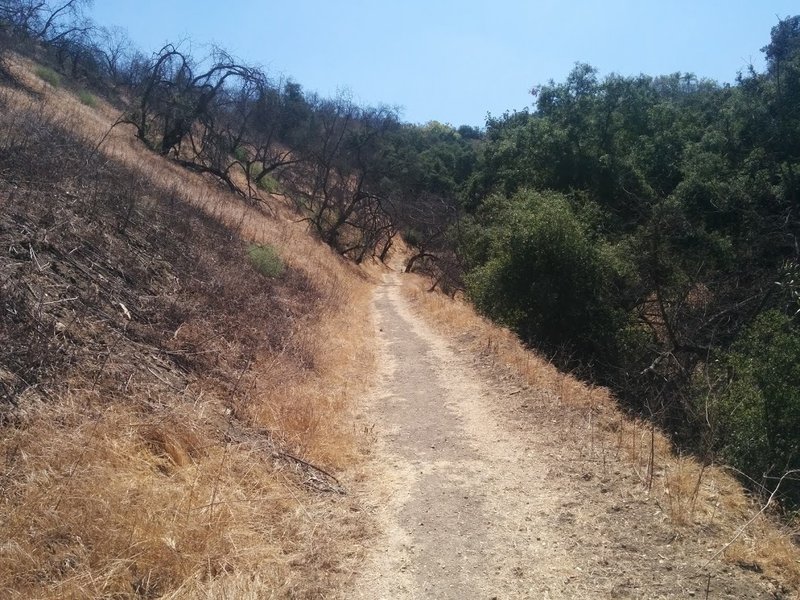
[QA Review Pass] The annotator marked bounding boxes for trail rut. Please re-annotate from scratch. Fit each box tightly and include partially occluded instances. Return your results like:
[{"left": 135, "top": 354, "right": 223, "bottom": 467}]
[{"left": 346, "top": 274, "right": 779, "bottom": 599}]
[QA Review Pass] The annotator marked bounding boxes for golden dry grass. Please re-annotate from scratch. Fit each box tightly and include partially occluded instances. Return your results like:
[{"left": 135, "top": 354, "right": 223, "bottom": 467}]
[
  {"left": 400, "top": 272, "right": 800, "bottom": 594},
  {"left": 3, "top": 53, "right": 377, "bottom": 459},
  {"left": 0, "top": 54, "right": 377, "bottom": 599}
]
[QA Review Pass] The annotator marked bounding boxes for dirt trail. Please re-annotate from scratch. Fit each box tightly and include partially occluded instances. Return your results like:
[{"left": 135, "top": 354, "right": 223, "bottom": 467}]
[{"left": 346, "top": 274, "right": 778, "bottom": 599}]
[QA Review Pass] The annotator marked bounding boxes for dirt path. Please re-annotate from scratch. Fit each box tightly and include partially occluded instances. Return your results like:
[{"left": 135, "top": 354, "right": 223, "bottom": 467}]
[{"left": 345, "top": 274, "right": 779, "bottom": 599}]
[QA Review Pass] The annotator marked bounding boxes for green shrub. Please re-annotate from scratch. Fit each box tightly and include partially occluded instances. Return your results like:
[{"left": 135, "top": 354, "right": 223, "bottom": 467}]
[
  {"left": 248, "top": 164, "right": 282, "bottom": 194},
  {"left": 464, "top": 189, "right": 623, "bottom": 362},
  {"left": 78, "top": 90, "right": 97, "bottom": 107},
  {"left": 256, "top": 174, "right": 281, "bottom": 193},
  {"left": 35, "top": 66, "right": 60, "bottom": 87},
  {"left": 233, "top": 145, "right": 248, "bottom": 162},
  {"left": 248, "top": 244, "right": 284, "bottom": 278},
  {"left": 708, "top": 310, "right": 800, "bottom": 503}
]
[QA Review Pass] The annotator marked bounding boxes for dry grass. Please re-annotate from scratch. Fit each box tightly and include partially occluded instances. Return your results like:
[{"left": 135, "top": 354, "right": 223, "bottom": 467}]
[
  {"left": 0, "top": 54, "right": 376, "bottom": 599},
  {"left": 0, "top": 53, "right": 377, "bottom": 460},
  {"left": 400, "top": 273, "right": 800, "bottom": 594}
]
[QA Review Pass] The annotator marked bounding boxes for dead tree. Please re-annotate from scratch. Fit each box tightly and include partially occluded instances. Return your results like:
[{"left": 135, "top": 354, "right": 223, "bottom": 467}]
[
  {"left": 123, "top": 45, "right": 273, "bottom": 196},
  {"left": 285, "top": 96, "right": 399, "bottom": 260},
  {"left": 0, "top": 0, "right": 92, "bottom": 43}
]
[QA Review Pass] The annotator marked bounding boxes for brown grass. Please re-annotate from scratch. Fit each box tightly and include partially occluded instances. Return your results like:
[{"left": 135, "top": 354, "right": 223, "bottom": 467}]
[
  {"left": 0, "top": 54, "right": 376, "bottom": 599},
  {"left": 400, "top": 273, "right": 800, "bottom": 594}
]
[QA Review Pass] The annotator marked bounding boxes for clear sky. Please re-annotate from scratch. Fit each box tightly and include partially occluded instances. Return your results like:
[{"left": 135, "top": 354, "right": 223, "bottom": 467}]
[{"left": 90, "top": 1, "right": 799, "bottom": 127}]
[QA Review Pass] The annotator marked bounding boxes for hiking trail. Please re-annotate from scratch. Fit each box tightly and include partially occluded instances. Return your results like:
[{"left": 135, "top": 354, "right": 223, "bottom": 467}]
[{"left": 345, "top": 273, "right": 776, "bottom": 599}]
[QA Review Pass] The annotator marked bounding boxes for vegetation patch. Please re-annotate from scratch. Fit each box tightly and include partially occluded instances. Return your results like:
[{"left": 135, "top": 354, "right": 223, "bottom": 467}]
[
  {"left": 248, "top": 243, "right": 285, "bottom": 278},
  {"left": 256, "top": 172, "right": 282, "bottom": 193},
  {"left": 248, "top": 163, "right": 283, "bottom": 194},
  {"left": 34, "top": 65, "right": 59, "bottom": 86},
  {"left": 77, "top": 89, "right": 96, "bottom": 107},
  {"left": 233, "top": 145, "right": 248, "bottom": 162}
]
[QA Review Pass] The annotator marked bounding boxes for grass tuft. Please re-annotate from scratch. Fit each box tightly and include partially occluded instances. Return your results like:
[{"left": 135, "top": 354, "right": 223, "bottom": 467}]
[
  {"left": 77, "top": 89, "right": 97, "bottom": 107},
  {"left": 256, "top": 173, "right": 282, "bottom": 193},
  {"left": 35, "top": 66, "right": 60, "bottom": 87},
  {"left": 248, "top": 163, "right": 283, "bottom": 194},
  {"left": 233, "top": 145, "right": 248, "bottom": 162},
  {"left": 248, "top": 243, "right": 285, "bottom": 278}
]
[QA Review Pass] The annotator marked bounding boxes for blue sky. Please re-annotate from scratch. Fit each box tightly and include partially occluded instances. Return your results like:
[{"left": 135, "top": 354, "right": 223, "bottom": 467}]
[{"left": 90, "top": 1, "right": 799, "bottom": 127}]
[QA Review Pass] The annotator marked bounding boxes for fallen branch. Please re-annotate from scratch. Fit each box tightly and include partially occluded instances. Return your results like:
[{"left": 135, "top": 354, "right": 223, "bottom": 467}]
[{"left": 274, "top": 450, "right": 345, "bottom": 494}]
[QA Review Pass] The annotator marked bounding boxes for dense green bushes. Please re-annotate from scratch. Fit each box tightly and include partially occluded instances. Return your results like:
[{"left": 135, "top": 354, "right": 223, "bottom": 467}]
[
  {"left": 709, "top": 311, "right": 800, "bottom": 499},
  {"left": 463, "top": 190, "right": 623, "bottom": 364},
  {"left": 445, "top": 17, "right": 800, "bottom": 505}
]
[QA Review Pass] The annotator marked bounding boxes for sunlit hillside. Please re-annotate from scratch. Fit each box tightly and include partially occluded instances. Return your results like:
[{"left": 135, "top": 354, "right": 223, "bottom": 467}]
[
  {"left": 2, "top": 2, "right": 800, "bottom": 598},
  {"left": 0, "top": 52, "right": 377, "bottom": 598}
]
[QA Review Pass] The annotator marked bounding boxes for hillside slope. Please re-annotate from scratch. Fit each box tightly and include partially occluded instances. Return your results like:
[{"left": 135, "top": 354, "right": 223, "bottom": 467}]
[
  {"left": 0, "top": 57, "right": 375, "bottom": 598},
  {"left": 1, "top": 54, "right": 799, "bottom": 600}
]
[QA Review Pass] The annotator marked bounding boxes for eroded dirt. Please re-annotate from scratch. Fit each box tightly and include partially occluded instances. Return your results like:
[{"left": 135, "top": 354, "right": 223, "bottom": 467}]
[{"left": 346, "top": 274, "right": 782, "bottom": 599}]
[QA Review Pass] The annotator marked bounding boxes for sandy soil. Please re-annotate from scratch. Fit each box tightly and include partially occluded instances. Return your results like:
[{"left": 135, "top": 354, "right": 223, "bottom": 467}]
[{"left": 344, "top": 274, "right": 782, "bottom": 599}]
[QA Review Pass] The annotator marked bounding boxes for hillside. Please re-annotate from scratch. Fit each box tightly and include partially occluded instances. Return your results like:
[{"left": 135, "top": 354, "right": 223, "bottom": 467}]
[
  {"left": 0, "top": 56, "right": 375, "bottom": 598},
  {"left": 1, "top": 11, "right": 800, "bottom": 599}
]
